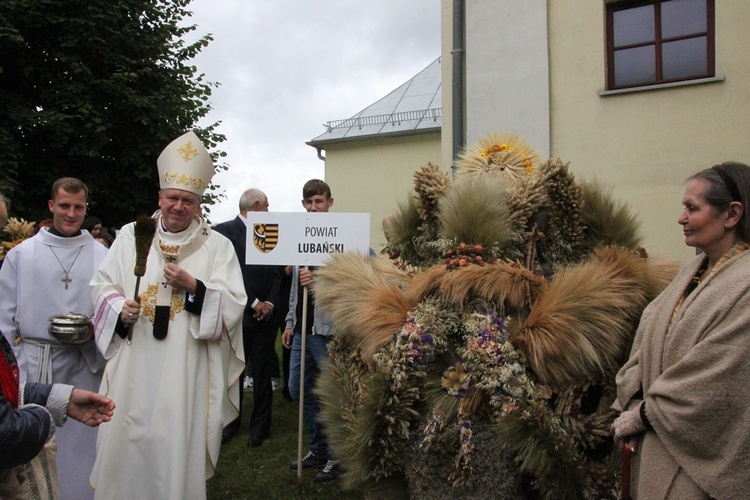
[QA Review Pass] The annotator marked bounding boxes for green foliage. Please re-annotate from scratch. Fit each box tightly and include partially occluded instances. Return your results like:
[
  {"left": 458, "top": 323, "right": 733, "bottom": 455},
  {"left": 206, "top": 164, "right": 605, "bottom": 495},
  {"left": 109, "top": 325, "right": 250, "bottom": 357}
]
[{"left": 0, "top": 0, "right": 227, "bottom": 227}]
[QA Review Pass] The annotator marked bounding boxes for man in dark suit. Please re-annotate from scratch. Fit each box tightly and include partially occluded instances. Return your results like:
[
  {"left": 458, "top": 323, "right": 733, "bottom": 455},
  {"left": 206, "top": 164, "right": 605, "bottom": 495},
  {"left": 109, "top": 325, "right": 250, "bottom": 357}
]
[{"left": 214, "top": 188, "right": 283, "bottom": 447}]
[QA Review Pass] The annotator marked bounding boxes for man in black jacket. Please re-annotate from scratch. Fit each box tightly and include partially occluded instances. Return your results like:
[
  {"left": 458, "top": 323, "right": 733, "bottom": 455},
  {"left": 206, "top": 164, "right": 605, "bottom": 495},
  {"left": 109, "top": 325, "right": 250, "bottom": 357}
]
[{"left": 214, "top": 188, "right": 283, "bottom": 447}]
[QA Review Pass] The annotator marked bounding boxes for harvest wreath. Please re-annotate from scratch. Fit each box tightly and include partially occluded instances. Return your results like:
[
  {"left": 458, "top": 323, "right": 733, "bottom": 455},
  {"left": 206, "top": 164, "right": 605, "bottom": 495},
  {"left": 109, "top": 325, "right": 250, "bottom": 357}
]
[{"left": 312, "top": 133, "right": 677, "bottom": 499}]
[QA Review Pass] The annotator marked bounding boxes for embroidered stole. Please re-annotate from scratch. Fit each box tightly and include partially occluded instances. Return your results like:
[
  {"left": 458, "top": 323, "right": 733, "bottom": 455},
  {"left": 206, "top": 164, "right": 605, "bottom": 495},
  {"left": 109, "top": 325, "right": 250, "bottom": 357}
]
[{"left": 150, "top": 214, "right": 210, "bottom": 339}]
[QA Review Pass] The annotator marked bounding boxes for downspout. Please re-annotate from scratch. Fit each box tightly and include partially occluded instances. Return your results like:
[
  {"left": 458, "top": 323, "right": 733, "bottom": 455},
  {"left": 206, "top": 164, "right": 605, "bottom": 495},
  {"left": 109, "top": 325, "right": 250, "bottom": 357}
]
[{"left": 451, "top": 0, "right": 465, "bottom": 180}]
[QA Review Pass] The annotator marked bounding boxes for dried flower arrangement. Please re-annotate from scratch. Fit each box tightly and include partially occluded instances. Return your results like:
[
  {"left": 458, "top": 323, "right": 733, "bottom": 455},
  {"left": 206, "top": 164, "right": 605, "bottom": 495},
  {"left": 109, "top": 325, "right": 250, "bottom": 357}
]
[{"left": 313, "top": 133, "right": 678, "bottom": 499}]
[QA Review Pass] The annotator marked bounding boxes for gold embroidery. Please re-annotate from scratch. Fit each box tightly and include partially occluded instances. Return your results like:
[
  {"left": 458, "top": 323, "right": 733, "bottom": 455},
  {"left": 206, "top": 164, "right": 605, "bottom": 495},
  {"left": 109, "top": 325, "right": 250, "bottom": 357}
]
[
  {"left": 159, "top": 243, "right": 181, "bottom": 255},
  {"left": 161, "top": 172, "right": 205, "bottom": 190},
  {"left": 140, "top": 284, "right": 186, "bottom": 323},
  {"left": 177, "top": 140, "right": 199, "bottom": 161}
]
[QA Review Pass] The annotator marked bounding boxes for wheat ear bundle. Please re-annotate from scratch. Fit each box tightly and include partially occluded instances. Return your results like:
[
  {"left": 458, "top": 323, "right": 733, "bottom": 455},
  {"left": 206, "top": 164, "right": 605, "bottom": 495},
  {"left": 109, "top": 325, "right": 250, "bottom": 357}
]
[
  {"left": 127, "top": 216, "right": 156, "bottom": 342},
  {"left": 134, "top": 215, "right": 157, "bottom": 278}
]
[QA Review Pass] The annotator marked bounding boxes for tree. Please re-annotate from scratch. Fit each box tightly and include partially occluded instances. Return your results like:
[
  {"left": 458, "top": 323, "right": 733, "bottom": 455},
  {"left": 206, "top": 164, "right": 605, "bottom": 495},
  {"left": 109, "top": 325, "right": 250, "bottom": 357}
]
[{"left": 0, "top": 0, "right": 227, "bottom": 228}]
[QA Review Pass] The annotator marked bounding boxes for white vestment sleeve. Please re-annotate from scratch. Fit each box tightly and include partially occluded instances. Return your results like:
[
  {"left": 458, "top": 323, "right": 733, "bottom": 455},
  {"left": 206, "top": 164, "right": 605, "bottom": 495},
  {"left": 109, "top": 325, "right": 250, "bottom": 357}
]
[
  {"left": 189, "top": 284, "right": 227, "bottom": 341},
  {"left": 90, "top": 224, "right": 133, "bottom": 359},
  {"left": 91, "top": 290, "right": 126, "bottom": 359}
]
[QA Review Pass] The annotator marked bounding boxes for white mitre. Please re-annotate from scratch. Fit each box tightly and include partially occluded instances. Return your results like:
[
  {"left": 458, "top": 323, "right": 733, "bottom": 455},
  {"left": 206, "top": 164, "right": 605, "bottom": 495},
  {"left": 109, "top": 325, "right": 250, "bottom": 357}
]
[{"left": 157, "top": 131, "right": 214, "bottom": 196}]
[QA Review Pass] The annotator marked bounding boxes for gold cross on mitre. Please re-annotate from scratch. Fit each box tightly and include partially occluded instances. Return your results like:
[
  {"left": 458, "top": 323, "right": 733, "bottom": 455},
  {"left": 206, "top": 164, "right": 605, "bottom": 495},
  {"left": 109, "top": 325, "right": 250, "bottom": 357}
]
[{"left": 177, "top": 141, "right": 199, "bottom": 162}]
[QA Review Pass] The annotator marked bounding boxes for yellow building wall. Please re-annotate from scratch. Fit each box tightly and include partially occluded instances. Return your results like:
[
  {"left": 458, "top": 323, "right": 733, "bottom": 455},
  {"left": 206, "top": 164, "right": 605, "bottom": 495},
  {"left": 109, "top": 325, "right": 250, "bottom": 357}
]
[
  {"left": 548, "top": 0, "right": 750, "bottom": 262},
  {"left": 323, "top": 133, "right": 442, "bottom": 252}
]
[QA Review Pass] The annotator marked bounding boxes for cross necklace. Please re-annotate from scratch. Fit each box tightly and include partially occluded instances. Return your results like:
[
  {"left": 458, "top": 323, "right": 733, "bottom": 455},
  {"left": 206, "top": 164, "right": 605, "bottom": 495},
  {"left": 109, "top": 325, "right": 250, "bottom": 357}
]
[{"left": 49, "top": 246, "right": 84, "bottom": 290}]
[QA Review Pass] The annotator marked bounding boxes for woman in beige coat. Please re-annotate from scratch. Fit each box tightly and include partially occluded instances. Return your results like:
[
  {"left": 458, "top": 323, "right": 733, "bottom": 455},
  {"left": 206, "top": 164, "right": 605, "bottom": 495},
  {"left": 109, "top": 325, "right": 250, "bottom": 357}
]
[{"left": 614, "top": 161, "right": 750, "bottom": 499}]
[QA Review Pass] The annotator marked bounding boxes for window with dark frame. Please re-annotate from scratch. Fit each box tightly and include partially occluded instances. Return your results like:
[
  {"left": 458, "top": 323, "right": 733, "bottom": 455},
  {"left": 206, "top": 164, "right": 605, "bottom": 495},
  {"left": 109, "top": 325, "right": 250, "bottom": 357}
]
[{"left": 606, "top": 0, "right": 714, "bottom": 90}]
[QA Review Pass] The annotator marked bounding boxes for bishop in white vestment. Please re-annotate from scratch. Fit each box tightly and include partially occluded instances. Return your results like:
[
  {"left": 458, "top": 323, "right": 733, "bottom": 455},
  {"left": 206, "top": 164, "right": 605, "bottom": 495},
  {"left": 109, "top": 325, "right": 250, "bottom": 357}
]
[{"left": 88, "top": 132, "right": 246, "bottom": 500}]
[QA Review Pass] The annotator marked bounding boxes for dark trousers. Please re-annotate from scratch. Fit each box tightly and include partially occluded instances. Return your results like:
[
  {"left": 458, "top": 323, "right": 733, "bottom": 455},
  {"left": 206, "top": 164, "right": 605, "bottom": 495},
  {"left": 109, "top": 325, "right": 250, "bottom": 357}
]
[
  {"left": 269, "top": 350, "right": 281, "bottom": 379},
  {"left": 229, "top": 318, "right": 277, "bottom": 439},
  {"left": 254, "top": 332, "right": 289, "bottom": 399}
]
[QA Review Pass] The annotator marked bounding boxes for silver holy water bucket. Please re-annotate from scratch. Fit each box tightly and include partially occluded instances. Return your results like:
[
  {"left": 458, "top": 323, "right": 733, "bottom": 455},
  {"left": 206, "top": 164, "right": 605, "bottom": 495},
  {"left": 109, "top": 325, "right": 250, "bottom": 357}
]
[{"left": 48, "top": 313, "right": 93, "bottom": 345}]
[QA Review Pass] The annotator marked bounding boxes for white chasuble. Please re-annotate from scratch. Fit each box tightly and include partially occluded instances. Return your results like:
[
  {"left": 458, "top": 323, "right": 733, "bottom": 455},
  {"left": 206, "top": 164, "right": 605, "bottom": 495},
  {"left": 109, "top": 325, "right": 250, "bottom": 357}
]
[
  {"left": 0, "top": 227, "right": 108, "bottom": 500},
  {"left": 89, "top": 215, "right": 246, "bottom": 500}
]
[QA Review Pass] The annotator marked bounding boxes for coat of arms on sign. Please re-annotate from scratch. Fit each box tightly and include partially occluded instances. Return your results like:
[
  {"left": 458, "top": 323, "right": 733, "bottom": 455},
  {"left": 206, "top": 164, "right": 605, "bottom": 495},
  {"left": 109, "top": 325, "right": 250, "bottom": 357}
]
[{"left": 253, "top": 223, "right": 278, "bottom": 253}]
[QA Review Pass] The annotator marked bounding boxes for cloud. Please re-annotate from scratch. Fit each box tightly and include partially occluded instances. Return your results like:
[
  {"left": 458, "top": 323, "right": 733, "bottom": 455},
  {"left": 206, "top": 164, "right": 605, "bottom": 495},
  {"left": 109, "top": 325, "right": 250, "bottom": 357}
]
[{"left": 186, "top": 0, "right": 441, "bottom": 221}]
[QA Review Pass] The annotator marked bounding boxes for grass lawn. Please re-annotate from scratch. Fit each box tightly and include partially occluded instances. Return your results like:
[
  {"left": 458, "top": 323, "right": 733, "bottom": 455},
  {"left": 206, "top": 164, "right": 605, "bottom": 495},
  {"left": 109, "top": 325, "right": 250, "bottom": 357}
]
[{"left": 207, "top": 339, "right": 362, "bottom": 499}]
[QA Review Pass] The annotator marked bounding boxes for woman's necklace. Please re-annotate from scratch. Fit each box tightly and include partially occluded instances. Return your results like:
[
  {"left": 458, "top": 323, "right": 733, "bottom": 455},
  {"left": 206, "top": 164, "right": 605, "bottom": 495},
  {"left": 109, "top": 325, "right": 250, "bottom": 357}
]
[
  {"left": 49, "top": 246, "right": 84, "bottom": 290},
  {"left": 686, "top": 259, "right": 709, "bottom": 296}
]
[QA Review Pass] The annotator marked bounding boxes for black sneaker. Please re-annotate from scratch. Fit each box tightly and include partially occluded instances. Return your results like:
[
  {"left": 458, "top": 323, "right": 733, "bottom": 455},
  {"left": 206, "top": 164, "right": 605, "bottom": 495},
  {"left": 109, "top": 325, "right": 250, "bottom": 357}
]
[
  {"left": 288, "top": 451, "right": 328, "bottom": 471},
  {"left": 314, "top": 460, "right": 340, "bottom": 483}
]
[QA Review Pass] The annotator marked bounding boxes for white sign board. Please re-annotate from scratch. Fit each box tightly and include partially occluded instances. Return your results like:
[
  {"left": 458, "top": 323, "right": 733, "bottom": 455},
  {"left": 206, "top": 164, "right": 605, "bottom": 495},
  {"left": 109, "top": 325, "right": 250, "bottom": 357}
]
[{"left": 243, "top": 212, "right": 370, "bottom": 266}]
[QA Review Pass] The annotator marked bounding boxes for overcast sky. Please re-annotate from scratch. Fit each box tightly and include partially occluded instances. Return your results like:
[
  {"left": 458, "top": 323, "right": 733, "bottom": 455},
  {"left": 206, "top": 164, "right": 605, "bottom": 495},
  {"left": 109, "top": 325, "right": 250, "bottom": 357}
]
[{"left": 186, "top": 0, "right": 442, "bottom": 222}]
